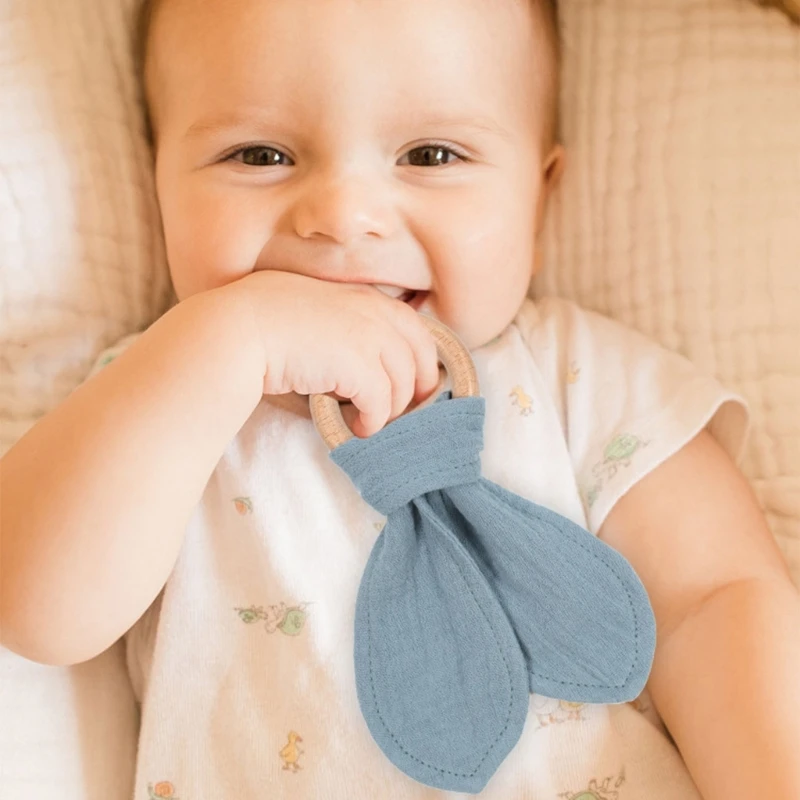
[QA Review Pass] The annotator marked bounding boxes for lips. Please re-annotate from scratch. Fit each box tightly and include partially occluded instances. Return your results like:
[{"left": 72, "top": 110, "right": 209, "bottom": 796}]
[{"left": 374, "top": 284, "right": 429, "bottom": 310}]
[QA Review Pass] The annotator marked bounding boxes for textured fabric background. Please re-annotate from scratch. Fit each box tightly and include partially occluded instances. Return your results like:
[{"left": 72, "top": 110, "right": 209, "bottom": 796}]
[
  {"left": 0, "top": 2, "right": 164, "bottom": 797},
  {"left": 0, "top": 0, "right": 798, "bottom": 797},
  {"left": 760, "top": 0, "right": 800, "bottom": 23},
  {"left": 0, "top": 0, "right": 171, "bottom": 455},
  {"left": 537, "top": 0, "right": 800, "bottom": 586}
]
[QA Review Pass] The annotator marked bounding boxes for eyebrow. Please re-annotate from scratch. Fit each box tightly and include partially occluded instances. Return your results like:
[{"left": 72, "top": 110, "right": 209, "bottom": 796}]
[
  {"left": 183, "top": 112, "right": 293, "bottom": 141},
  {"left": 183, "top": 110, "right": 512, "bottom": 142},
  {"left": 412, "top": 113, "right": 513, "bottom": 141}
]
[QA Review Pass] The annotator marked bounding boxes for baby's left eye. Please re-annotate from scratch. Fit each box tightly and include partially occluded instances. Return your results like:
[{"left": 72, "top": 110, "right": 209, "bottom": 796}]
[
  {"left": 227, "top": 146, "right": 294, "bottom": 167},
  {"left": 398, "top": 146, "right": 463, "bottom": 167}
]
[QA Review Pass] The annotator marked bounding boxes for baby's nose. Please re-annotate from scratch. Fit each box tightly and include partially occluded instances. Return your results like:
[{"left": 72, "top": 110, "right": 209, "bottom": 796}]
[{"left": 292, "top": 172, "right": 396, "bottom": 244}]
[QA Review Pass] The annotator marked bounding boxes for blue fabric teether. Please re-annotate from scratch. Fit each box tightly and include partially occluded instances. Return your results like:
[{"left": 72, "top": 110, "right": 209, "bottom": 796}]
[{"left": 329, "top": 392, "right": 656, "bottom": 794}]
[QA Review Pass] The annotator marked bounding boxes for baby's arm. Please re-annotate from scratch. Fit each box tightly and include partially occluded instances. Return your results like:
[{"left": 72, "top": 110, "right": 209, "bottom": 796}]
[
  {"left": 599, "top": 431, "right": 800, "bottom": 798},
  {"left": 0, "top": 290, "right": 265, "bottom": 666},
  {"left": 1, "top": 271, "right": 438, "bottom": 667}
]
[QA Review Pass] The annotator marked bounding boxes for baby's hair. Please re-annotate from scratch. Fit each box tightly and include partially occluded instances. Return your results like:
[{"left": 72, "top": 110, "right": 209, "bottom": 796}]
[{"left": 134, "top": 0, "right": 561, "bottom": 149}]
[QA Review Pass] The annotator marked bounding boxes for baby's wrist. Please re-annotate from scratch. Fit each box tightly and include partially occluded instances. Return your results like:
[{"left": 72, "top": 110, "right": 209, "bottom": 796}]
[{"left": 172, "top": 286, "right": 267, "bottom": 407}]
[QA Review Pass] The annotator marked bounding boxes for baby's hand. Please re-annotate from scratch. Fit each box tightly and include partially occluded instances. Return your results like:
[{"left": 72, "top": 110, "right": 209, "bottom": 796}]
[{"left": 220, "top": 270, "right": 441, "bottom": 438}]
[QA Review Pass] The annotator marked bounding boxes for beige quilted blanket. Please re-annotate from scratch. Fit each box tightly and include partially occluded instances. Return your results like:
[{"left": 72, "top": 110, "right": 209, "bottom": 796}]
[
  {"left": 0, "top": 1, "right": 798, "bottom": 799},
  {"left": 761, "top": 0, "right": 800, "bottom": 22},
  {"left": 537, "top": 0, "right": 800, "bottom": 585}
]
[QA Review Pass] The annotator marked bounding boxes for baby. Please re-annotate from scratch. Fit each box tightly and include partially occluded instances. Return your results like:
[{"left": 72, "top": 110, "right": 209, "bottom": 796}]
[{"left": 3, "top": 0, "right": 800, "bottom": 797}]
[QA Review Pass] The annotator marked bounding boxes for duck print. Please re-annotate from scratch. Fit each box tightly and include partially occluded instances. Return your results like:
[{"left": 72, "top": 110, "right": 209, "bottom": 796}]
[
  {"left": 233, "top": 496, "right": 253, "bottom": 515},
  {"left": 559, "top": 700, "right": 586, "bottom": 720},
  {"left": 532, "top": 695, "right": 587, "bottom": 728},
  {"left": 279, "top": 731, "right": 304, "bottom": 772},
  {"left": 558, "top": 768, "right": 626, "bottom": 800},
  {"left": 148, "top": 782, "right": 178, "bottom": 799},
  {"left": 509, "top": 385, "right": 534, "bottom": 416},
  {"left": 567, "top": 361, "right": 581, "bottom": 384},
  {"left": 235, "top": 602, "right": 310, "bottom": 636}
]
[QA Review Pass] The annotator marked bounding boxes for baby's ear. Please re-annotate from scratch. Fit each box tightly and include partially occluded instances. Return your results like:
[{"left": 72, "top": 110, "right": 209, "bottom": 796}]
[
  {"left": 543, "top": 144, "right": 565, "bottom": 195},
  {"left": 534, "top": 144, "right": 565, "bottom": 236},
  {"left": 532, "top": 145, "right": 565, "bottom": 277}
]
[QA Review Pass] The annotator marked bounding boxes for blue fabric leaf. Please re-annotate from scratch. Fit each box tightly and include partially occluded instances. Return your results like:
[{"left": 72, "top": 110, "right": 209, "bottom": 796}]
[{"left": 330, "top": 393, "right": 656, "bottom": 793}]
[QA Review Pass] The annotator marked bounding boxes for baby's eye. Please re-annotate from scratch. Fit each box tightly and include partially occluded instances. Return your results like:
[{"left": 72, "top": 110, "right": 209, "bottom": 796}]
[
  {"left": 398, "top": 145, "right": 463, "bottom": 167},
  {"left": 228, "top": 146, "right": 294, "bottom": 167}
]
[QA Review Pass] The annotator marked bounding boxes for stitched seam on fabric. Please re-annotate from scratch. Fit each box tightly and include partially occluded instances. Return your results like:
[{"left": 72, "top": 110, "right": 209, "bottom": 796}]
[
  {"left": 483, "top": 481, "right": 641, "bottom": 689},
  {"left": 366, "top": 531, "right": 515, "bottom": 779},
  {"left": 367, "top": 460, "right": 479, "bottom": 507}
]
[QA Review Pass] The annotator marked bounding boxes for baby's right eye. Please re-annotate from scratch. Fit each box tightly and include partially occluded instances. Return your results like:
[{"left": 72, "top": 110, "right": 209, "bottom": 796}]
[{"left": 227, "top": 146, "right": 294, "bottom": 167}]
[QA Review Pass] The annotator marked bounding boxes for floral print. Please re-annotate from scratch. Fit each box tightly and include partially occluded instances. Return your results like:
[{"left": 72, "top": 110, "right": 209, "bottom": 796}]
[
  {"left": 233, "top": 496, "right": 253, "bottom": 515},
  {"left": 235, "top": 602, "right": 310, "bottom": 636},
  {"left": 148, "top": 782, "right": 178, "bottom": 799}
]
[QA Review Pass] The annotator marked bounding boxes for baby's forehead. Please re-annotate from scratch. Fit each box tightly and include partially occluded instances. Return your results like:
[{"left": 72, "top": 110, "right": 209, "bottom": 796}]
[
  {"left": 142, "top": 0, "right": 555, "bottom": 78},
  {"left": 141, "top": 0, "right": 557, "bottom": 146}
]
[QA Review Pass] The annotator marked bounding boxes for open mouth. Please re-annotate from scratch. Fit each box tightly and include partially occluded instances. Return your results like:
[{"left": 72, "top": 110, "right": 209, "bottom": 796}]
[
  {"left": 375, "top": 285, "right": 429, "bottom": 310},
  {"left": 401, "top": 290, "right": 428, "bottom": 310}
]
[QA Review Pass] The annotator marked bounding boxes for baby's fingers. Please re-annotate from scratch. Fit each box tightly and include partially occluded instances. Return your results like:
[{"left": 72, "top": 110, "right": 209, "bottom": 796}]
[
  {"left": 386, "top": 308, "right": 440, "bottom": 404},
  {"left": 379, "top": 338, "right": 418, "bottom": 423},
  {"left": 346, "top": 367, "right": 393, "bottom": 439}
]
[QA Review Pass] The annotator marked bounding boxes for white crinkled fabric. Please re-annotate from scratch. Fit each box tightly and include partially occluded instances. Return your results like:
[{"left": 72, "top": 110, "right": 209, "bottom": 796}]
[
  {"left": 0, "top": 1, "right": 168, "bottom": 798},
  {"left": 0, "top": 0, "right": 171, "bottom": 454},
  {"left": 0, "top": 0, "right": 798, "bottom": 797}
]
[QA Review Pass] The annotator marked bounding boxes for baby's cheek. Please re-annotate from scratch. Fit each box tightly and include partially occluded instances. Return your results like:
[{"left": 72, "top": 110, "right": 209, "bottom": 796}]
[
  {"left": 443, "top": 251, "right": 533, "bottom": 347},
  {"left": 164, "top": 200, "right": 264, "bottom": 300}
]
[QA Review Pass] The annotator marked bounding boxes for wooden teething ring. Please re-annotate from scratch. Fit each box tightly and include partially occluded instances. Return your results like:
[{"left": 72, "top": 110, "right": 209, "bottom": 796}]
[{"left": 310, "top": 315, "right": 480, "bottom": 449}]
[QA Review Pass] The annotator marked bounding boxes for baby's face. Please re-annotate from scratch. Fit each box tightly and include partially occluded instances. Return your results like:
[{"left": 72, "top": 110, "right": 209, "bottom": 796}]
[{"left": 146, "top": 0, "right": 562, "bottom": 348}]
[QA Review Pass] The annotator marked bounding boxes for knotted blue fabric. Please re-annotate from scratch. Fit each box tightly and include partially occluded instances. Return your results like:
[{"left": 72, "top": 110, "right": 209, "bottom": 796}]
[{"left": 329, "top": 393, "right": 656, "bottom": 794}]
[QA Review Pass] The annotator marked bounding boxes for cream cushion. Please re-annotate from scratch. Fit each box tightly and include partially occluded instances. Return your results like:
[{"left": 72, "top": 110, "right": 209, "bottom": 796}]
[{"left": 0, "top": 0, "right": 798, "bottom": 797}]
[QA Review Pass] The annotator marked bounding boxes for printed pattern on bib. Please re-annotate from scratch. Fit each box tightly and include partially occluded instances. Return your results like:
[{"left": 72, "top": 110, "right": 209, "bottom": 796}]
[{"left": 128, "top": 297, "right": 737, "bottom": 799}]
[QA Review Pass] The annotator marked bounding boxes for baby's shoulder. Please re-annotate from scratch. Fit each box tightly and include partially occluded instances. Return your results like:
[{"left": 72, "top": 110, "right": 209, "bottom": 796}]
[
  {"left": 507, "top": 296, "right": 642, "bottom": 400},
  {"left": 509, "top": 297, "right": 749, "bottom": 532},
  {"left": 509, "top": 296, "right": 695, "bottom": 393},
  {"left": 511, "top": 296, "right": 652, "bottom": 359}
]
